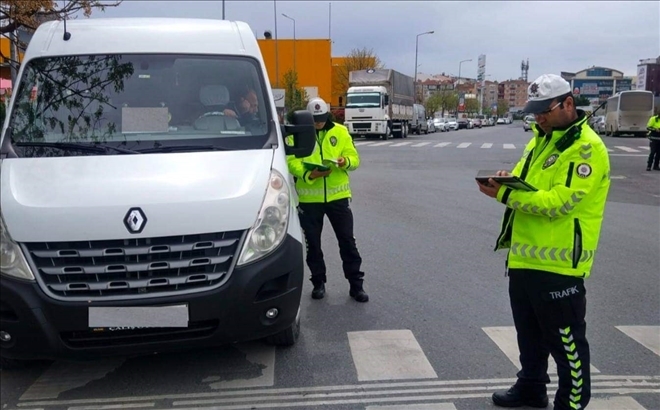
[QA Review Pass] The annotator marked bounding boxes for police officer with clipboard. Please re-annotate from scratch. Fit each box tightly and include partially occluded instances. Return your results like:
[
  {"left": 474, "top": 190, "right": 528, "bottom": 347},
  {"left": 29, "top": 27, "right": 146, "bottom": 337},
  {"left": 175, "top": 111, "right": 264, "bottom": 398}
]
[{"left": 477, "top": 74, "right": 611, "bottom": 410}]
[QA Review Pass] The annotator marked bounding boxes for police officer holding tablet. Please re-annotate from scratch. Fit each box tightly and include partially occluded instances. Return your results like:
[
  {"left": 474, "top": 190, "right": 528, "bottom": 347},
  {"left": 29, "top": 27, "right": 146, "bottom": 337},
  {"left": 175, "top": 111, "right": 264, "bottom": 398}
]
[
  {"left": 477, "top": 74, "right": 611, "bottom": 410},
  {"left": 286, "top": 97, "right": 368, "bottom": 303}
]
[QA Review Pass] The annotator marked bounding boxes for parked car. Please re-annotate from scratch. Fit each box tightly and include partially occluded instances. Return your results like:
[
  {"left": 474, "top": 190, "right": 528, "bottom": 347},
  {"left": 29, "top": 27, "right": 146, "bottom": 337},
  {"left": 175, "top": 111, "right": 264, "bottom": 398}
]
[
  {"left": 427, "top": 118, "right": 436, "bottom": 133},
  {"left": 472, "top": 118, "right": 483, "bottom": 128},
  {"left": 434, "top": 118, "right": 448, "bottom": 132},
  {"left": 446, "top": 117, "right": 459, "bottom": 131},
  {"left": 523, "top": 115, "right": 536, "bottom": 131},
  {"left": 496, "top": 117, "right": 506, "bottom": 125}
]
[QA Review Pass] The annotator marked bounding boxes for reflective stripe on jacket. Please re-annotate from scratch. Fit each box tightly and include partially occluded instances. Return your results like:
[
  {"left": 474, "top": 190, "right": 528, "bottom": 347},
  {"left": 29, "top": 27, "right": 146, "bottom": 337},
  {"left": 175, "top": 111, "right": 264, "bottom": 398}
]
[
  {"left": 286, "top": 121, "right": 360, "bottom": 203},
  {"left": 494, "top": 111, "right": 611, "bottom": 278}
]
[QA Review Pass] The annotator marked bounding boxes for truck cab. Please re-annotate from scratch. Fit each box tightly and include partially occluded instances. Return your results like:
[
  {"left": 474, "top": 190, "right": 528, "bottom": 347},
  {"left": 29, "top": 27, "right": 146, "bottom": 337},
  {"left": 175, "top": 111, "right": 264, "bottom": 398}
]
[
  {"left": 344, "top": 85, "right": 391, "bottom": 139},
  {"left": 0, "top": 17, "right": 316, "bottom": 368}
]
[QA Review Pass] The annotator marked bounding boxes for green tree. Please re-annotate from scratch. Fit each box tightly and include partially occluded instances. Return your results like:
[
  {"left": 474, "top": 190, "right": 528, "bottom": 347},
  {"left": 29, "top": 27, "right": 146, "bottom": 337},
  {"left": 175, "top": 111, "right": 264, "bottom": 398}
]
[
  {"left": 574, "top": 95, "right": 591, "bottom": 107},
  {"left": 464, "top": 98, "right": 479, "bottom": 115},
  {"left": 283, "top": 69, "right": 309, "bottom": 122},
  {"left": 438, "top": 91, "right": 458, "bottom": 116},
  {"left": 424, "top": 93, "right": 442, "bottom": 117},
  {"left": 333, "top": 47, "right": 384, "bottom": 106},
  {"left": 496, "top": 98, "right": 509, "bottom": 117}
]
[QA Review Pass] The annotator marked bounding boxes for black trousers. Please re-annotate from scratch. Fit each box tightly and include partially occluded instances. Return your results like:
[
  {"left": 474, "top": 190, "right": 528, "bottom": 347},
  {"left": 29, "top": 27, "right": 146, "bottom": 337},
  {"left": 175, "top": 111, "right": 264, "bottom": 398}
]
[
  {"left": 298, "top": 198, "right": 364, "bottom": 286},
  {"left": 648, "top": 139, "right": 660, "bottom": 168},
  {"left": 508, "top": 268, "right": 591, "bottom": 410}
]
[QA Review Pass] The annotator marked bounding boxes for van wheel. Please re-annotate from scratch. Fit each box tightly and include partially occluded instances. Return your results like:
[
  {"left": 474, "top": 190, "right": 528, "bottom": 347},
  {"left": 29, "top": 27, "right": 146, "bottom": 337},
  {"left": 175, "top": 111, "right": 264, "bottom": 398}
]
[
  {"left": 264, "top": 306, "right": 300, "bottom": 347},
  {"left": 0, "top": 356, "right": 26, "bottom": 370}
]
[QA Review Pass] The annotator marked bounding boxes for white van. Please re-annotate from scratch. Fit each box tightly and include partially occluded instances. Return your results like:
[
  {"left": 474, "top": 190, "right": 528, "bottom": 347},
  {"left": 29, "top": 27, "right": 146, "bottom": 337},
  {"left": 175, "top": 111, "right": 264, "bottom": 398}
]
[{"left": 0, "top": 18, "right": 316, "bottom": 368}]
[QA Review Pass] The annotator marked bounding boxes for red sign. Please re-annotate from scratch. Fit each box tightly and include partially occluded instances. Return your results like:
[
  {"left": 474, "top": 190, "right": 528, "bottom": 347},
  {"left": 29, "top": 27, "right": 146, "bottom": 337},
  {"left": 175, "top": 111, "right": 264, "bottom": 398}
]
[{"left": 458, "top": 103, "right": 465, "bottom": 112}]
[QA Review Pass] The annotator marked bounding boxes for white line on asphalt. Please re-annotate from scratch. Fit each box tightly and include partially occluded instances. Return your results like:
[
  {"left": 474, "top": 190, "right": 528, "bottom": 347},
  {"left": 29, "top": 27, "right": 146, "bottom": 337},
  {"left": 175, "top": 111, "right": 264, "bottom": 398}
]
[
  {"left": 503, "top": 144, "right": 516, "bottom": 149},
  {"left": 607, "top": 148, "right": 614, "bottom": 152},
  {"left": 69, "top": 404, "right": 155, "bottom": 410},
  {"left": 411, "top": 142, "right": 432, "bottom": 147},
  {"left": 610, "top": 175, "right": 627, "bottom": 179},
  {"left": 482, "top": 327, "right": 600, "bottom": 374},
  {"left": 481, "top": 143, "right": 493, "bottom": 148},
  {"left": 354, "top": 141, "right": 375, "bottom": 146},
  {"left": 638, "top": 146, "right": 650, "bottom": 150},
  {"left": 391, "top": 142, "right": 413, "bottom": 147},
  {"left": 367, "top": 403, "right": 457, "bottom": 409},
  {"left": 347, "top": 330, "right": 438, "bottom": 381},
  {"left": 614, "top": 146, "right": 641, "bottom": 152},
  {"left": 19, "top": 359, "right": 125, "bottom": 401},
  {"left": 609, "top": 154, "right": 647, "bottom": 157},
  {"left": 615, "top": 326, "right": 660, "bottom": 356},
  {"left": 371, "top": 141, "right": 394, "bottom": 146},
  {"left": 434, "top": 142, "right": 451, "bottom": 148},
  {"left": 18, "top": 376, "right": 658, "bottom": 408},
  {"left": 586, "top": 396, "right": 648, "bottom": 410},
  {"left": 456, "top": 143, "right": 471, "bottom": 148}
]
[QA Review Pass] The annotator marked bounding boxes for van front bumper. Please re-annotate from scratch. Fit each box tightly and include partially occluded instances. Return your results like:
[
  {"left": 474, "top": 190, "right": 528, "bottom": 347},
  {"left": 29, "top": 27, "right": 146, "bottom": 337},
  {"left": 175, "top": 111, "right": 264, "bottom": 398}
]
[{"left": 0, "top": 235, "right": 304, "bottom": 362}]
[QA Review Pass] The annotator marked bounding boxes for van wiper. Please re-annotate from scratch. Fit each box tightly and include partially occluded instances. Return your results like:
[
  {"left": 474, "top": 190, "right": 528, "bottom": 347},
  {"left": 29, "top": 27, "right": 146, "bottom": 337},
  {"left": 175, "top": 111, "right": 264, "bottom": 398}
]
[
  {"left": 13, "top": 142, "right": 141, "bottom": 154},
  {"left": 138, "top": 145, "right": 230, "bottom": 153}
]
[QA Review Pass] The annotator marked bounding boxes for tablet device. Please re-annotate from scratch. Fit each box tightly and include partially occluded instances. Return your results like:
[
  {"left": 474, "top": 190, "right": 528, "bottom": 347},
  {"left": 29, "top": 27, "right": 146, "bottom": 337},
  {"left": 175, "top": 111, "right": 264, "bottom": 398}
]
[
  {"left": 475, "top": 175, "right": 537, "bottom": 192},
  {"left": 323, "top": 158, "right": 339, "bottom": 166},
  {"left": 303, "top": 162, "right": 330, "bottom": 172}
]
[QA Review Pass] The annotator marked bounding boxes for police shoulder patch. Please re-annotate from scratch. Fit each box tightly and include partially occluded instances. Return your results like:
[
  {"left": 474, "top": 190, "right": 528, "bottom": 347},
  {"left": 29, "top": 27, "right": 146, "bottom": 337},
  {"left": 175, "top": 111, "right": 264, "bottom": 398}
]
[
  {"left": 542, "top": 154, "right": 559, "bottom": 169},
  {"left": 576, "top": 163, "right": 592, "bottom": 178},
  {"left": 330, "top": 136, "right": 337, "bottom": 146}
]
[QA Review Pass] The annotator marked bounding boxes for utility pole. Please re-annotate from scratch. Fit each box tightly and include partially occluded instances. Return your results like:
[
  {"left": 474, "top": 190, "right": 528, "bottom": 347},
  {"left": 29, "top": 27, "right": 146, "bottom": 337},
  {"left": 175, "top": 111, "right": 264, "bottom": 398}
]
[{"left": 274, "top": 0, "right": 279, "bottom": 87}]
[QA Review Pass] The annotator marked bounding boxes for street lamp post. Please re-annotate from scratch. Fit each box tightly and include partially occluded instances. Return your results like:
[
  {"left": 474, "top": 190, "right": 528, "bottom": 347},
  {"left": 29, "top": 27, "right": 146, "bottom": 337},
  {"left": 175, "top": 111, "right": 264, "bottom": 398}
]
[
  {"left": 414, "top": 31, "right": 434, "bottom": 103},
  {"left": 282, "top": 13, "right": 296, "bottom": 74},
  {"left": 456, "top": 58, "right": 472, "bottom": 116}
]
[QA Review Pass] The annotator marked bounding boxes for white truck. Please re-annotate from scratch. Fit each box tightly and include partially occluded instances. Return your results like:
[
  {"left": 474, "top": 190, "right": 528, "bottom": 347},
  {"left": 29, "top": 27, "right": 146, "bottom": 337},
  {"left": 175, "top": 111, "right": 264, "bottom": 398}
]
[{"left": 344, "top": 69, "right": 415, "bottom": 140}]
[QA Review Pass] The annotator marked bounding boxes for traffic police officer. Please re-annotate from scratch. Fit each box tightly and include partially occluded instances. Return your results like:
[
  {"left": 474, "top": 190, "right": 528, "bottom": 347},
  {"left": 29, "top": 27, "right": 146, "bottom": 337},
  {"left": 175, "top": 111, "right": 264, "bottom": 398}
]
[
  {"left": 477, "top": 74, "right": 611, "bottom": 410},
  {"left": 646, "top": 107, "right": 660, "bottom": 171},
  {"left": 286, "top": 97, "right": 368, "bottom": 302}
]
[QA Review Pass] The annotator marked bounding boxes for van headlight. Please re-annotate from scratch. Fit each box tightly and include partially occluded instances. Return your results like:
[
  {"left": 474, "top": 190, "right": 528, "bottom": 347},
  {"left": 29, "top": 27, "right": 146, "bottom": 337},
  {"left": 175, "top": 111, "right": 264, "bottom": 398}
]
[
  {"left": 0, "top": 215, "right": 35, "bottom": 281},
  {"left": 237, "top": 169, "right": 290, "bottom": 266}
]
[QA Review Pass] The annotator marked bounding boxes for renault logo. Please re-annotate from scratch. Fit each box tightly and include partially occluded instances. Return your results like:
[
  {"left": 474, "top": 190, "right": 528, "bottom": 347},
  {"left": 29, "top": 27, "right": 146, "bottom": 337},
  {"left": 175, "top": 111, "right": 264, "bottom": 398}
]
[{"left": 124, "top": 207, "right": 147, "bottom": 234}]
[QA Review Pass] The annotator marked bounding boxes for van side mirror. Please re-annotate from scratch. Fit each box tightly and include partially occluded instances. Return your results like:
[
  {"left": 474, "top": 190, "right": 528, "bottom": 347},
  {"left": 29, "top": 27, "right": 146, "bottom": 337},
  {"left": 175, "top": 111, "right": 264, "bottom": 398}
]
[
  {"left": 283, "top": 110, "right": 316, "bottom": 158},
  {"left": 383, "top": 95, "right": 389, "bottom": 105}
]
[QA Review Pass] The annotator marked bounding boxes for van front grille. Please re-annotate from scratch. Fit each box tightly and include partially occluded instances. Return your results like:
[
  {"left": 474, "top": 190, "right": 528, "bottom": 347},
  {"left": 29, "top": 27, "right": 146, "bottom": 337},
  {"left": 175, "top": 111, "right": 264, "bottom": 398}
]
[{"left": 22, "top": 230, "right": 245, "bottom": 301}]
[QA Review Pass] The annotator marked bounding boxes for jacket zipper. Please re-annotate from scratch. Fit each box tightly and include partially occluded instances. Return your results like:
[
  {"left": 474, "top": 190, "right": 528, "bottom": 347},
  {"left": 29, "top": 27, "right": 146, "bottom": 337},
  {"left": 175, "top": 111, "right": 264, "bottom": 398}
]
[
  {"left": 572, "top": 218, "right": 582, "bottom": 269},
  {"left": 317, "top": 133, "right": 328, "bottom": 203}
]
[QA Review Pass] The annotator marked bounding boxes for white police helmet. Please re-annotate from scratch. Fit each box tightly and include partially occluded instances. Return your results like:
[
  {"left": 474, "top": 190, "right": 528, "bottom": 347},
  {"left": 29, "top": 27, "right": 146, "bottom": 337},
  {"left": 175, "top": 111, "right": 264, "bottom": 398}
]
[{"left": 307, "top": 97, "right": 330, "bottom": 123}]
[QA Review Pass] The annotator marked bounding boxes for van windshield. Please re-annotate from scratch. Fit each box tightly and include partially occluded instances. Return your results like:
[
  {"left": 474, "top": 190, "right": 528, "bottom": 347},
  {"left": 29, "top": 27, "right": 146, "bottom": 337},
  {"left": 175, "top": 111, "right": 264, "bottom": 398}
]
[{"left": 7, "top": 54, "right": 272, "bottom": 157}]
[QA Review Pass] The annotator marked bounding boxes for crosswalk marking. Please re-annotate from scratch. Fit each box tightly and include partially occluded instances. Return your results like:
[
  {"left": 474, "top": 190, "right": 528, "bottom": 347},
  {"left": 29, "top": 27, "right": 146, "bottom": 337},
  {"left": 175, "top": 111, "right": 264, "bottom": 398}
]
[
  {"left": 482, "top": 327, "right": 601, "bottom": 374},
  {"left": 434, "top": 142, "right": 451, "bottom": 148},
  {"left": 607, "top": 148, "right": 614, "bottom": 152},
  {"left": 615, "top": 326, "right": 660, "bottom": 356},
  {"left": 347, "top": 330, "right": 438, "bottom": 381},
  {"left": 392, "top": 142, "right": 413, "bottom": 147},
  {"left": 503, "top": 144, "right": 516, "bottom": 149},
  {"left": 615, "top": 146, "right": 641, "bottom": 152},
  {"left": 411, "top": 142, "right": 432, "bottom": 147},
  {"left": 366, "top": 404, "right": 458, "bottom": 409},
  {"left": 354, "top": 141, "right": 375, "bottom": 146},
  {"left": 588, "top": 396, "right": 648, "bottom": 409},
  {"left": 638, "top": 146, "right": 650, "bottom": 150},
  {"left": 456, "top": 143, "right": 471, "bottom": 148},
  {"left": 481, "top": 143, "right": 493, "bottom": 148},
  {"left": 371, "top": 141, "right": 394, "bottom": 146}
]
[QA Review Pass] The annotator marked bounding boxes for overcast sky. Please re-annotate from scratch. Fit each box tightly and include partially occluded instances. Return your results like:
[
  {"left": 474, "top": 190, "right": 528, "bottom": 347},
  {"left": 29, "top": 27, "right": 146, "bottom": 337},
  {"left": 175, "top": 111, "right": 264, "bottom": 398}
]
[{"left": 93, "top": 0, "right": 659, "bottom": 81}]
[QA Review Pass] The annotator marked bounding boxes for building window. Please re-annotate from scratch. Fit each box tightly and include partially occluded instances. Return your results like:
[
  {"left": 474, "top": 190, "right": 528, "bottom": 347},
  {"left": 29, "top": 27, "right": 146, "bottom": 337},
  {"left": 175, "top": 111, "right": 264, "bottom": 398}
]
[{"left": 586, "top": 68, "right": 612, "bottom": 77}]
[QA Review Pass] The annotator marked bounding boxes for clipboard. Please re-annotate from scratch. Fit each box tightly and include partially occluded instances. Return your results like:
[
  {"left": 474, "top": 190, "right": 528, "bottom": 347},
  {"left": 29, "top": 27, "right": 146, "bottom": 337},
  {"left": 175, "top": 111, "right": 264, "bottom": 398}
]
[
  {"left": 475, "top": 174, "right": 538, "bottom": 192},
  {"left": 303, "top": 162, "right": 330, "bottom": 172}
]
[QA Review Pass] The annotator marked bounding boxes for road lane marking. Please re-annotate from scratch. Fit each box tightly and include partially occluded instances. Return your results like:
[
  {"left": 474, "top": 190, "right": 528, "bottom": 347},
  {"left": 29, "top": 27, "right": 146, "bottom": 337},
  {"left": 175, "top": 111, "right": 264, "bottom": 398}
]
[
  {"left": 434, "top": 142, "right": 451, "bottom": 148},
  {"left": 392, "top": 142, "right": 413, "bottom": 147},
  {"left": 638, "top": 146, "right": 650, "bottom": 150},
  {"left": 347, "top": 330, "right": 438, "bottom": 381},
  {"left": 354, "top": 141, "right": 375, "bottom": 146},
  {"left": 482, "top": 327, "right": 600, "bottom": 374},
  {"left": 616, "top": 326, "right": 660, "bottom": 356},
  {"left": 366, "top": 404, "right": 457, "bottom": 409},
  {"left": 69, "top": 404, "right": 155, "bottom": 410},
  {"left": 16, "top": 376, "right": 658, "bottom": 408},
  {"left": 411, "top": 142, "right": 432, "bottom": 147},
  {"left": 614, "top": 146, "right": 641, "bottom": 152},
  {"left": 371, "top": 141, "right": 394, "bottom": 146},
  {"left": 19, "top": 359, "right": 125, "bottom": 401},
  {"left": 456, "top": 143, "right": 471, "bottom": 148},
  {"left": 503, "top": 144, "right": 516, "bottom": 149},
  {"left": 481, "top": 143, "right": 493, "bottom": 148},
  {"left": 587, "top": 396, "right": 648, "bottom": 409}
]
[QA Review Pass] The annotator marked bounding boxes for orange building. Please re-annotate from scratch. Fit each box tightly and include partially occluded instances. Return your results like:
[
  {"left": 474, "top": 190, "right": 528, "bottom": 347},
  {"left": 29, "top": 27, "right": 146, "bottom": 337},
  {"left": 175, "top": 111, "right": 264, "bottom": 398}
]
[
  {"left": 257, "top": 39, "right": 332, "bottom": 104},
  {"left": 0, "top": 37, "right": 23, "bottom": 81}
]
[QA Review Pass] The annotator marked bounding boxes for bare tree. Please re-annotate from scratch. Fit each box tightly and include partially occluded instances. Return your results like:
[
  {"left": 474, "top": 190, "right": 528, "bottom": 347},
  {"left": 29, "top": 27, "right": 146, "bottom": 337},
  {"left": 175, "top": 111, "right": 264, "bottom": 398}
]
[
  {"left": 1, "top": 0, "right": 123, "bottom": 78},
  {"left": 333, "top": 47, "right": 384, "bottom": 106}
]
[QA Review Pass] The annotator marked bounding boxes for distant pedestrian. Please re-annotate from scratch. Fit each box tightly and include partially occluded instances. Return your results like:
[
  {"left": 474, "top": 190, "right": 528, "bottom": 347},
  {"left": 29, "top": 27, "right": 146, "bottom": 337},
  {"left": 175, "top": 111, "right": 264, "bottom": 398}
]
[
  {"left": 477, "top": 74, "right": 611, "bottom": 410},
  {"left": 646, "top": 108, "right": 660, "bottom": 171},
  {"left": 285, "top": 97, "right": 368, "bottom": 302}
]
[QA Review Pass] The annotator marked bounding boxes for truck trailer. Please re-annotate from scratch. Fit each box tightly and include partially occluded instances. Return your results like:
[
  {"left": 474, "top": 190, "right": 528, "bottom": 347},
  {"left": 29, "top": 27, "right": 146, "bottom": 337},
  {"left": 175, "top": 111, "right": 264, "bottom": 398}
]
[{"left": 344, "top": 69, "right": 415, "bottom": 140}]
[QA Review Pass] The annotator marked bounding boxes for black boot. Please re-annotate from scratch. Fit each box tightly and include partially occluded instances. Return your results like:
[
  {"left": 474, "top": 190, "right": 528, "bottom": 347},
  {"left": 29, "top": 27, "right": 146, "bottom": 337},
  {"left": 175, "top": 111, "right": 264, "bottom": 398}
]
[
  {"left": 349, "top": 282, "right": 369, "bottom": 303},
  {"left": 647, "top": 166, "right": 652, "bottom": 171},
  {"left": 311, "top": 283, "right": 325, "bottom": 299},
  {"left": 492, "top": 384, "right": 548, "bottom": 408}
]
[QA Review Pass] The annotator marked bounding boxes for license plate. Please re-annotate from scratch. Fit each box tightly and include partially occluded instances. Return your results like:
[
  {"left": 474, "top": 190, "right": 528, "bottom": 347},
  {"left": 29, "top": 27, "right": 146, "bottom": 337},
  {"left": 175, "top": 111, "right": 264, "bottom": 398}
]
[{"left": 88, "top": 305, "right": 189, "bottom": 328}]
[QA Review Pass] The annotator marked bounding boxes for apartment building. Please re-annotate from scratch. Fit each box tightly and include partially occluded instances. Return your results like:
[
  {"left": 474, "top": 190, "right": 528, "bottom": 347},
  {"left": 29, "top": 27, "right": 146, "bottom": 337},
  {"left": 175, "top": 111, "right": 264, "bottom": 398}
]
[{"left": 497, "top": 79, "right": 529, "bottom": 110}]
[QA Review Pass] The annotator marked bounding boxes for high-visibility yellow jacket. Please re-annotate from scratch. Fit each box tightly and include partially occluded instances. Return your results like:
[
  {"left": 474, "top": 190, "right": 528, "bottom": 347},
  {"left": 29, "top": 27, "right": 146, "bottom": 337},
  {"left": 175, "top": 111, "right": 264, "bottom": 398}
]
[
  {"left": 286, "top": 121, "right": 360, "bottom": 203},
  {"left": 647, "top": 115, "right": 660, "bottom": 140},
  {"left": 494, "top": 112, "right": 611, "bottom": 278}
]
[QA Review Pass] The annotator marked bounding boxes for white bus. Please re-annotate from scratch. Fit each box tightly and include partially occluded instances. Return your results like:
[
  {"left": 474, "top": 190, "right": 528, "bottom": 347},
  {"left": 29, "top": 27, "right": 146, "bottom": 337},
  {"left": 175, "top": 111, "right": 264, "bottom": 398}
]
[{"left": 605, "top": 90, "right": 654, "bottom": 137}]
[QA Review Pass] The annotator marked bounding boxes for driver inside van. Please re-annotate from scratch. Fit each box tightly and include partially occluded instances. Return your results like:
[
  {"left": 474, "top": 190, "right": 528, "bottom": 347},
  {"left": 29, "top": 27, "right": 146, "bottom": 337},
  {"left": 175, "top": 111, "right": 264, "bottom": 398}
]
[{"left": 224, "top": 87, "right": 259, "bottom": 126}]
